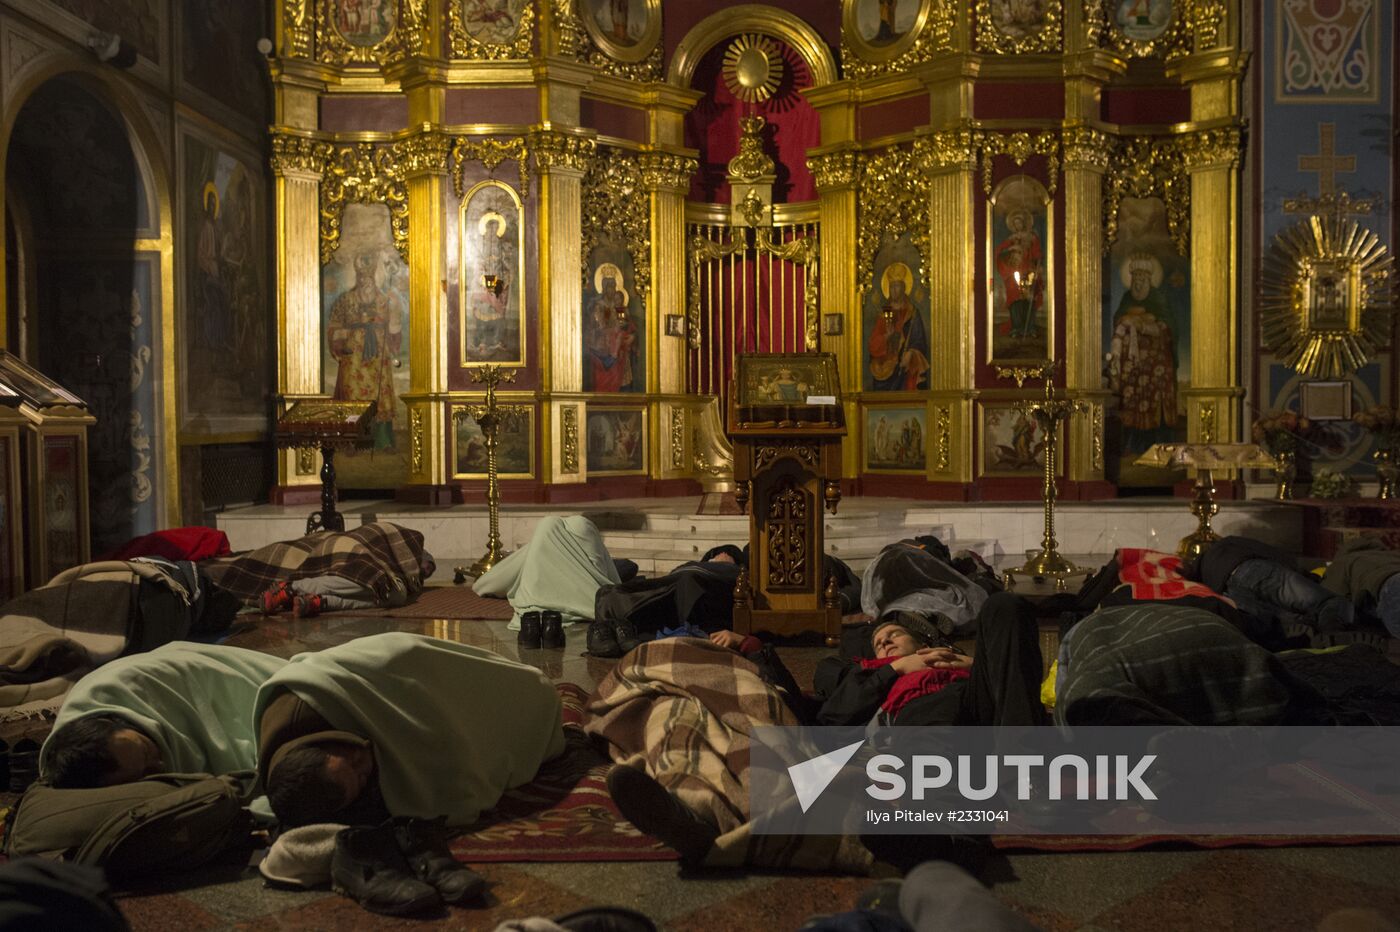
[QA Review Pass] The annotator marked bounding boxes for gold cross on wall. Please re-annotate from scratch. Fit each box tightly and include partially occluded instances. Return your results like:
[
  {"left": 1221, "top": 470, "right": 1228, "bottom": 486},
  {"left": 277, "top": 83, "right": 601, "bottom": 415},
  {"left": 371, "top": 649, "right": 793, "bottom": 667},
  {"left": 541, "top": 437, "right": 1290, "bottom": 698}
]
[{"left": 1297, "top": 124, "right": 1354, "bottom": 199}]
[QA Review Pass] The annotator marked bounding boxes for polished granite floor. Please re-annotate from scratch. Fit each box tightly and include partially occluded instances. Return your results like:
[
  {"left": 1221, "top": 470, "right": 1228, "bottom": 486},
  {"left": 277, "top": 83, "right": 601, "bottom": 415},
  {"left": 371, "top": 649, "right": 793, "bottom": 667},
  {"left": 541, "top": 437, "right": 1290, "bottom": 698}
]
[{"left": 57, "top": 601, "right": 1400, "bottom": 930}]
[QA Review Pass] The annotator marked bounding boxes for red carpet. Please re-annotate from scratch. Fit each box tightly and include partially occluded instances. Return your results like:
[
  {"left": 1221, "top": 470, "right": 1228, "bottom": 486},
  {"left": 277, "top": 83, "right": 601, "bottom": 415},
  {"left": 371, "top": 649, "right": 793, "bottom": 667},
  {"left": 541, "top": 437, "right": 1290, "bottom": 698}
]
[
  {"left": 335, "top": 585, "right": 513, "bottom": 620},
  {"left": 451, "top": 683, "right": 678, "bottom": 863}
]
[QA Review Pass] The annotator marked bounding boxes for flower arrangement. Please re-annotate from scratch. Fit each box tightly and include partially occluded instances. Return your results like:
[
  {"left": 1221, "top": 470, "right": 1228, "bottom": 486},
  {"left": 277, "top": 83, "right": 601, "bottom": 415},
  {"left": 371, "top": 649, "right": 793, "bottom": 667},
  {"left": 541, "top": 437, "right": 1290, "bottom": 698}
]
[
  {"left": 1353, "top": 405, "right": 1400, "bottom": 449},
  {"left": 1310, "top": 467, "right": 1357, "bottom": 500},
  {"left": 1251, "top": 410, "right": 1315, "bottom": 455}
]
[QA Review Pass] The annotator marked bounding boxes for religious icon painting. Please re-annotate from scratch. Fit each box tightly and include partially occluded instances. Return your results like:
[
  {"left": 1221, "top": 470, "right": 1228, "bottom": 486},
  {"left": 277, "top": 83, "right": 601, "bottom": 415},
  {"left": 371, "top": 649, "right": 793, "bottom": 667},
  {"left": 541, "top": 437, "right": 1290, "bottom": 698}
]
[
  {"left": 582, "top": 240, "right": 645, "bottom": 393},
  {"left": 586, "top": 407, "right": 647, "bottom": 475},
  {"left": 460, "top": 180, "right": 526, "bottom": 367},
  {"left": 844, "top": 0, "right": 932, "bottom": 61},
  {"left": 1103, "top": 195, "right": 1190, "bottom": 487},
  {"left": 983, "top": 0, "right": 1058, "bottom": 48},
  {"left": 862, "top": 235, "right": 931, "bottom": 393},
  {"left": 980, "top": 403, "right": 1055, "bottom": 478},
  {"left": 329, "top": 0, "right": 397, "bottom": 47},
  {"left": 452, "top": 0, "right": 531, "bottom": 52},
  {"left": 736, "top": 353, "right": 840, "bottom": 406},
  {"left": 580, "top": 0, "right": 662, "bottom": 63},
  {"left": 321, "top": 202, "right": 412, "bottom": 490},
  {"left": 452, "top": 404, "right": 534, "bottom": 479},
  {"left": 178, "top": 124, "right": 268, "bottom": 435},
  {"left": 986, "top": 174, "right": 1054, "bottom": 366},
  {"left": 865, "top": 406, "right": 927, "bottom": 473},
  {"left": 1113, "top": 0, "right": 1174, "bottom": 42}
]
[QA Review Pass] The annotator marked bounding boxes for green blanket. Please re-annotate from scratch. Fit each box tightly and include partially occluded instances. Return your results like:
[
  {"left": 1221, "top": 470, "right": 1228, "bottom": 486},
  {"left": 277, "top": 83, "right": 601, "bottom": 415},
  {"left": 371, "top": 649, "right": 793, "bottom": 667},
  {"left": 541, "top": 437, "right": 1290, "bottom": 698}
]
[
  {"left": 254, "top": 633, "right": 565, "bottom": 826},
  {"left": 40, "top": 643, "right": 287, "bottom": 779},
  {"left": 472, "top": 515, "right": 619, "bottom": 629}
]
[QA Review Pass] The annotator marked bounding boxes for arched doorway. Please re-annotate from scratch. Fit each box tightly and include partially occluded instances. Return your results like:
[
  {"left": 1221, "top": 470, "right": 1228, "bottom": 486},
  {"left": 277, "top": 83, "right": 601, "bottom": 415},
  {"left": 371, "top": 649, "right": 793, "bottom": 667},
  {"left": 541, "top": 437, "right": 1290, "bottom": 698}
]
[{"left": 4, "top": 74, "right": 159, "bottom": 555}]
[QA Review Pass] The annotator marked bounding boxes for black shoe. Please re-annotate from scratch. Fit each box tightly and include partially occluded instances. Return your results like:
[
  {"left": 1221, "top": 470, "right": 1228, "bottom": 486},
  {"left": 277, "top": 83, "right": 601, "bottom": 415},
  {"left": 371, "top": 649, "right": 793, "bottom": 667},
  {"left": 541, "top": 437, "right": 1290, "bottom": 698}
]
[
  {"left": 8, "top": 738, "right": 39, "bottom": 794},
  {"left": 518, "top": 611, "right": 542, "bottom": 650},
  {"left": 541, "top": 611, "right": 566, "bottom": 649},
  {"left": 553, "top": 906, "right": 658, "bottom": 932},
  {"left": 587, "top": 620, "right": 622, "bottom": 657},
  {"left": 331, "top": 821, "right": 442, "bottom": 916},
  {"left": 605, "top": 765, "right": 718, "bottom": 865},
  {"left": 612, "top": 619, "right": 643, "bottom": 654},
  {"left": 392, "top": 816, "right": 486, "bottom": 906}
]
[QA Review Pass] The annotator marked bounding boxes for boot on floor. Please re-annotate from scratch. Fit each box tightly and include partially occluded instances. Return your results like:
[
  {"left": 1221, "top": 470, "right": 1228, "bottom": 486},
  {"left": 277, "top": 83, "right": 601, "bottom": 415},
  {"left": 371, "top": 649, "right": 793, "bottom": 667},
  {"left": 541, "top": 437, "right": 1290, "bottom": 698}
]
[
  {"left": 605, "top": 764, "right": 718, "bottom": 864},
  {"left": 392, "top": 816, "right": 486, "bottom": 906},
  {"left": 331, "top": 821, "right": 441, "bottom": 916}
]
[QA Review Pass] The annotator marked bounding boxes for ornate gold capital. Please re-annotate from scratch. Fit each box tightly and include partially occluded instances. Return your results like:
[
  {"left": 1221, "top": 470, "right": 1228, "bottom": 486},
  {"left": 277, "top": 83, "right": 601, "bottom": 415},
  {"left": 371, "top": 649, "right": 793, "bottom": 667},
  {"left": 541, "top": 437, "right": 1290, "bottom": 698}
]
[
  {"left": 1180, "top": 125, "right": 1244, "bottom": 171},
  {"left": 394, "top": 131, "right": 452, "bottom": 177},
  {"left": 530, "top": 131, "right": 596, "bottom": 174},
  {"left": 270, "top": 132, "right": 329, "bottom": 176},
  {"left": 1061, "top": 126, "right": 1112, "bottom": 171},
  {"left": 975, "top": 0, "right": 1062, "bottom": 54},
  {"left": 808, "top": 150, "right": 859, "bottom": 192},
  {"left": 320, "top": 141, "right": 408, "bottom": 264},
  {"left": 582, "top": 149, "right": 651, "bottom": 308},
  {"left": 919, "top": 128, "right": 980, "bottom": 172},
  {"left": 639, "top": 151, "right": 698, "bottom": 192}
]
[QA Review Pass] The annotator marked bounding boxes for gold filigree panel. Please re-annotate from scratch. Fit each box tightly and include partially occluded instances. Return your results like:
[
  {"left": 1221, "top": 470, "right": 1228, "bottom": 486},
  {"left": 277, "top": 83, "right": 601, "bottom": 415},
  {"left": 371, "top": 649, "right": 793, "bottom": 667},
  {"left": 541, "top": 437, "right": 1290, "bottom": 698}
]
[
  {"left": 284, "top": 0, "right": 314, "bottom": 58},
  {"left": 1103, "top": 135, "right": 1189, "bottom": 255},
  {"left": 320, "top": 141, "right": 409, "bottom": 264},
  {"left": 857, "top": 143, "right": 931, "bottom": 303},
  {"left": 449, "top": 0, "right": 535, "bottom": 60},
  {"left": 975, "top": 0, "right": 1062, "bottom": 54},
  {"left": 980, "top": 131, "right": 1060, "bottom": 195},
  {"left": 452, "top": 137, "right": 530, "bottom": 200},
  {"left": 581, "top": 148, "right": 650, "bottom": 309}
]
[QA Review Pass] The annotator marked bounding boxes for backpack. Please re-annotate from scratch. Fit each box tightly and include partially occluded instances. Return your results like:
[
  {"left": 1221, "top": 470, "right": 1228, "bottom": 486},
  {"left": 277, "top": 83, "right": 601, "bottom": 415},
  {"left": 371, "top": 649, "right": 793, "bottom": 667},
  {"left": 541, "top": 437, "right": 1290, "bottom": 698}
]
[{"left": 5, "top": 772, "right": 256, "bottom": 885}]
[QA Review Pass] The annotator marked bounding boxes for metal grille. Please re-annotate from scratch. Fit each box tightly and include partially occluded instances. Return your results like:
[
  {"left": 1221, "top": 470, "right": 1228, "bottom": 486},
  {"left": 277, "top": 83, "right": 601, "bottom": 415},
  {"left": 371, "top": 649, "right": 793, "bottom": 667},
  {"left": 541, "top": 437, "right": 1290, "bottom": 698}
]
[{"left": 199, "top": 443, "right": 274, "bottom": 512}]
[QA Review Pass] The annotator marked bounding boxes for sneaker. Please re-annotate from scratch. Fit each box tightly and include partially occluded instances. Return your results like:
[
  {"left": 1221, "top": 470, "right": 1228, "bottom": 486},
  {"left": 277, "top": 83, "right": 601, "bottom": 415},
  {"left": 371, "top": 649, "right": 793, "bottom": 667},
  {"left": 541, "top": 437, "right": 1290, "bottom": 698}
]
[
  {"left": 605, "top": 765, "right": 717, "bottom": 864},
  {"left": 260, "top": 581, "right": 294, "bottom": 614},
  {"left": 292, "top": 594, "right": 324, "bottom": 618},
  {"left": 541, "top": 611, "right": 566, "bottom": 649},
  {"left": 331, "top": 821, "right": 442, "bottom": 916},
  {"left": 392, "top": 816, "right": 486, "bottom": 906},
  {"left": 587, "top": 620, "right": 622, "bottom": 657},
  {"left": 519, "top": 611, "right": 543, "bottom": 649}
]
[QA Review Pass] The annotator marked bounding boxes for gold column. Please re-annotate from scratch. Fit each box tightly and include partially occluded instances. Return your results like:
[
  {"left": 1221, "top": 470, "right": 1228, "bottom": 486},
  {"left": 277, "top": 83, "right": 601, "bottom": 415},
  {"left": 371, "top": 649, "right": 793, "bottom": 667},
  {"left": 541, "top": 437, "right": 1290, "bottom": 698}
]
[
  {"left": 399, "top": 131, "right": 453, "bottom": 489},
  {"left": 532, "top": 130, "right": 594, "bottom": 484},
  {"left": 808, "top": 146, "right": 860, "bottom": 478},
  {"left": 1061, "top": 127, "right": 1113, "bottom": 481},
  {"left": 269, "top": 134, "right": 328, "bottom": 492},
  {"left": 923, "top": 128, "right": 979, "bottom": 484}
]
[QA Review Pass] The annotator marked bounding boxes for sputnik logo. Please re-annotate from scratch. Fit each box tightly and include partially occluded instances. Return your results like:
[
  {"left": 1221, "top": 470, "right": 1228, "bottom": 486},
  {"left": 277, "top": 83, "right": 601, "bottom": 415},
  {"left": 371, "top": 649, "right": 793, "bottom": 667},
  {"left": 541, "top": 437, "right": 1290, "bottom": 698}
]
[{"left": 788, "top": 740, "right": 865, "bottom": 812}]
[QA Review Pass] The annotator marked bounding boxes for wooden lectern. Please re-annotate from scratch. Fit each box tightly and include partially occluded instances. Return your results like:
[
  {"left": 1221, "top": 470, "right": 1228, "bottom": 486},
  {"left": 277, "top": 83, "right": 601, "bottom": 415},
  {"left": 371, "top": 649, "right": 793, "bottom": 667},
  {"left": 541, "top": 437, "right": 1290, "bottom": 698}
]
[
  {"left": 728, "top": 353, "right": 846, "bottom": 646},
  {"left": 274, "top": 400, "right": 376, "bottom": 534}
]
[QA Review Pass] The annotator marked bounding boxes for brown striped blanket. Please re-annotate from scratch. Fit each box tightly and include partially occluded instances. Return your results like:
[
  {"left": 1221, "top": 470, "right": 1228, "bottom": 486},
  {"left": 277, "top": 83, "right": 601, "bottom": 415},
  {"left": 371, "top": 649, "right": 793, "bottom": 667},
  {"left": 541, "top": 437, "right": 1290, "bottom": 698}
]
[
  {"left": 584, "top": 637, "right": 872, "bottom": 873},
  {"left": 200, "top": 523, "right": 434, "bottom": 606}
]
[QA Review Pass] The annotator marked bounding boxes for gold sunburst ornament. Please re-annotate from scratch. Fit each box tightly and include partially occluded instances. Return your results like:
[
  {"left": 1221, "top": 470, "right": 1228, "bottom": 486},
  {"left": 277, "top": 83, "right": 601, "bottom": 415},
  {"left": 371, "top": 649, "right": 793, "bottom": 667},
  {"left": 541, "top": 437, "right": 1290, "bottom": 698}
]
[
  {"left": 722, "top": 34, "right": 781, "bottom": 103},
  {"left": 1260, "top": 210, "right": 1394, "bottom": 379}
]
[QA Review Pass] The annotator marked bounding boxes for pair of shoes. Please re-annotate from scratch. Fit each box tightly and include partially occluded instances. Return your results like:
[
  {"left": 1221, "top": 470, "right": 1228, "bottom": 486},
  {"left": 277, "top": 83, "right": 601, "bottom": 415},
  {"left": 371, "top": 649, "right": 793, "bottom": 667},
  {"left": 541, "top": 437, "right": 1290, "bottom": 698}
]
[
  {"left": 292, "top": 594, "right": 324, "bottom": 618},
  {"left": 331, "top": 818, "right": 485, "bottom": 915},
  {"left": 520, "top": 611, "right": 566, "bottom": 649},
  {"left": 585, "top": 618, "right": 644, "bottom": 658},
  {"left": 8, "top": 738, "right": 40, "bottom": 793},
  {"left": 260, "top": 581, "right": 294, "bottom": 614},
  {"left": 605, "top": 765, "right": 718, "bottom": 865}
]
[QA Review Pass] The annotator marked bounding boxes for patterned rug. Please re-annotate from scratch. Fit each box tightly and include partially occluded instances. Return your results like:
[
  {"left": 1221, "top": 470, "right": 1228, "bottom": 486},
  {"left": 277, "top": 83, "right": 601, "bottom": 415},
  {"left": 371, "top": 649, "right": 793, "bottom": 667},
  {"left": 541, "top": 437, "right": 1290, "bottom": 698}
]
[
  {"left": 450, "top": 683, "right": 677, "bottom": 863},
  {"left": 335, "top": 585, "right": 513, "bottom": 620},
  {"left": 992, "top": 834, "right": 1399, "bottom": 852}
]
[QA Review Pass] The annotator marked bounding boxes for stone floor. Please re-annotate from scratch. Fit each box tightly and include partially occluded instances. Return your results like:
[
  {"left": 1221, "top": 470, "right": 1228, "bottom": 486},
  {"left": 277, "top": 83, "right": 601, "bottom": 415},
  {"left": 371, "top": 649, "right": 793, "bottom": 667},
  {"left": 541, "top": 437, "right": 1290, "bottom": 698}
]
[{"left": 35, "top": 600, "right": 1400, "bottom": 930}]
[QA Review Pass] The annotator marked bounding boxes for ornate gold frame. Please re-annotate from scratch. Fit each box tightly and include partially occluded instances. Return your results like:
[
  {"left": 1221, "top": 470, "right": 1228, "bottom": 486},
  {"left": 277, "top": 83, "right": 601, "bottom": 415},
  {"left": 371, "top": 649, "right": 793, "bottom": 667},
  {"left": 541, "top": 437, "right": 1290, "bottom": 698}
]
[
  {"left": 842, "top": 0, "right": 933, "bottom": 64},
  {"left": 974, "top": 0, "right": 1062, "bottom": 55},
  {"left": 862, "top": 404, "right": 928, "bottom": 475},
  {"left": 448, "top": 0, "right": 535, "bottom": 60},
  {"left": 451, "top": 401, "right": 535, "bottom": 479},
  {"left": 985, "top": 174, "right": 1056, "bottom": 367},
  {"left": 459, "top": 179, "right": 527, "bottom": 368},
  {"left": 1100, "top": 0, "right": 1192, "bottom": 60},
  {"left": 585, "top": 405, "right": 648, "bottom": 476},
  {"left": 1260, "top": 213, "right": 1394, "bottom": 379},
  {"left": 578, "top": 0, "right": 662, "bottom": 64}
]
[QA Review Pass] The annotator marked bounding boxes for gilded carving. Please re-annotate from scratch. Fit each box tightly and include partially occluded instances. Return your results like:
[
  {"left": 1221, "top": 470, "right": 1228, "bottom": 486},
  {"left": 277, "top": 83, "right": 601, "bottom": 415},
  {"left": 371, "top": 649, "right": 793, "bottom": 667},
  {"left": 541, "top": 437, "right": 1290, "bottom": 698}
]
[
  {"left": 934, "top": 405, "right": 951, "bottom": 472},
  {"left": 297, "top": 446, "right": 318, "bottom": 476},
  {"left": 1178, "top": 126, "right": 1244, "bottom": 172},
  {"left": 1103, "top": 136, "right": 1189, "bottom": 255},
  {"left": 754, "top": 443, "right": 821, "bottom": 471},
  {"left": 1091, "top": 403, "right": 1104, "bottom": 471},
  {"left": 284, "top": 0, "right": 313, "bottom": 58},
  {"left": 1199, "top": 401, "right": 1216, "bottom": 444},
  {"left": 1186, "top": 0, "right": 1227, "bottom": 53},
  {"left": 638, "top": 151, "right": 697, "bottom": 192},
  {"left": 409, "top": 407, "right": 424, "bottom": 474},
  {"left": 1061, "top": 126, "right": 1113, "bottom": 171},
  {"left": 320, "top": 141, "right": 409, "bottom": 264},
  {"left": 561, "top": 406, "right": 579, "bottom": 474},
  {"left": 766, "top": 476, "right": 808, "bottom": 587},
  {"left": 530, "top": 131, "right": 596, "bottom": 174},
  {"left": 1100, "top": 0, "right": 1192, "bottom": 60},
  {"left": 452, "top": 137, "right": 530, "bottom": 201},
  {"left": 807, "top": 150, "right": 859, "bottom": 191},
  {"left": 581, "top": 150, "right": 650, "bottom": 311},
  {"left": 551, "top": 0, "right": 663, "bottom": 80},
  {"left": 316, "top": 0, "right": 427, "bottom": 66},
  {"left": 449, "top": 0, "right": 534, "bottom": 60},
  {"left": 728, "top": 115, "right": 776, "bottom": 182},
  {"left": 840, "top": 0, "right": 955, "bottom": 79},
  {"left": 975, "top": 0, "right": 1062, "bottom": 54},
  {"left": 857, "top": 143, "right": 931, "bottom": 305},
  {"left": 920, "top": 127, "right": 980, "bottom": 172},
  {"left": 270, "top": 133, "right": 330, "bottom": 176},
  {"left": 394, "top": 132, "right": 452, "bottom": 176},
  {"left": 979, "top": 131, "right": 1060, "bottom": 195},
  {"left": 670, "top": 408, "right": 685, "bottom": 470}
]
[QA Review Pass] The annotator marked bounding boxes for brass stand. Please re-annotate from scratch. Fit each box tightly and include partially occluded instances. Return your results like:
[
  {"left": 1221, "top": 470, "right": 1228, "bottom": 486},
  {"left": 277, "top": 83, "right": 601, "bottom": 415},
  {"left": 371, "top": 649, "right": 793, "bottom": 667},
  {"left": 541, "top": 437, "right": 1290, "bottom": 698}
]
[
  {"left": 1002, "top": 366, "right": 1085, "bottom": 592},
  {"left": 455, "top": 365, "right": 520, "bottom": 580},
  {"left": 1178, "top": 469, "right": 1221, "bottom": 559}
]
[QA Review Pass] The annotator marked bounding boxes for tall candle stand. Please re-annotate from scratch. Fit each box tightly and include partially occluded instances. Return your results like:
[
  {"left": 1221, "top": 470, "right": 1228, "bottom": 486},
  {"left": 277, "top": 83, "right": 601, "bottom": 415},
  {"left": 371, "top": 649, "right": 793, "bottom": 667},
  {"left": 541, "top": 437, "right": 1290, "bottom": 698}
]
[{"left": 454, "top": 365, "right": 521, "bottom": 580}]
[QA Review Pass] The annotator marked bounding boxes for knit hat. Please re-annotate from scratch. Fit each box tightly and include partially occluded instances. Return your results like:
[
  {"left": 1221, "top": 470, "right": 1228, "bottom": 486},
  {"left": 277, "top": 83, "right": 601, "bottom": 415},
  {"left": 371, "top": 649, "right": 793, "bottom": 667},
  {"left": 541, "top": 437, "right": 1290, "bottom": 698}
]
[
  {"left": 871, "top": 611, "right": 949, "bottom": 651},
  {"left": 258, "top": 823, "right": 345, "bottom": 888}
]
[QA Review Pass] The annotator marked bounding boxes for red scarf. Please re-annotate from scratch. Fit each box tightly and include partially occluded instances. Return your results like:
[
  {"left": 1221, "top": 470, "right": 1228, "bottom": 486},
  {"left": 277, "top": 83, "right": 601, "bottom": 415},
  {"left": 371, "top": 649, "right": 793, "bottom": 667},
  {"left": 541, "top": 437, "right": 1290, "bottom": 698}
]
[
  {"left": 856, "top": 655, "right": 971, "bottom": 718},
  {"left": 1116, "top": 548, "right": 1235, "bottom": 606}
]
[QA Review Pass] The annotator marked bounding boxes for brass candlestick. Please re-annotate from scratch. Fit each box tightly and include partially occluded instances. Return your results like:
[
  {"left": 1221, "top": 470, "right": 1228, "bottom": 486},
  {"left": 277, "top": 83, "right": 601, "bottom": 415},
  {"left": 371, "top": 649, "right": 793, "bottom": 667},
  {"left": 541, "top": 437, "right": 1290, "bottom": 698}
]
[
  {"left": 457, "top": 364, "right": 520, "bottom": 579},
  {"left": 1002, "top": 364, "right": 1086, "bottom": 591}
]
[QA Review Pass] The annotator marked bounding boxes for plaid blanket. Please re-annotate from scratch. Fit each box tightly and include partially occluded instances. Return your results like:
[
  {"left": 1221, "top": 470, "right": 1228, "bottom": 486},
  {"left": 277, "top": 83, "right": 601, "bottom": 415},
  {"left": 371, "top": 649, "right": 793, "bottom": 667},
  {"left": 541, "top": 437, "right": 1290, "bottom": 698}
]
[
  {"left": 1117, "top": 548, "right": 1234, "bottom": 606},
  {"left": 200, "top": 523, "right": 433, "bottom": 606},
  {"left": 584, "top": 638, "right": 871, "bottom": 873}
]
